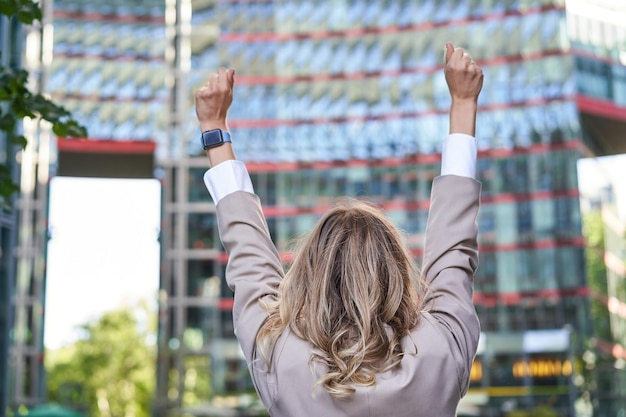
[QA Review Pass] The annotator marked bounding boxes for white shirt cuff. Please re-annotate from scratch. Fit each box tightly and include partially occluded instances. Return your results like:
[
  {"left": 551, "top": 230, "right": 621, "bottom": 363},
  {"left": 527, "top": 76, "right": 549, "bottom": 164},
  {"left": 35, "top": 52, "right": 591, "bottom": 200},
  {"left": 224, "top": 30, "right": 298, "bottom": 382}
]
[
  {"left": 203, "top": 160, "right": 254, "bottom": 204},
  {"left": 441, "top": 133, "right": 477, "bottom": 179}
]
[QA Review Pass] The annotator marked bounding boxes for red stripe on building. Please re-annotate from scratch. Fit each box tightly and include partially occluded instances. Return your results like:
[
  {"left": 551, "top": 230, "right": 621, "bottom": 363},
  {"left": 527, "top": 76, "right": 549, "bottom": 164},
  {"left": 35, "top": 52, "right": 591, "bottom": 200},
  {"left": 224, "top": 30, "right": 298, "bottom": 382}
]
[
  {"left": 57, "top": 138, "right": 156, "bottom": 154},
  {"left": 576, "top": 95, "right": 626, "bottom": 121},
  {"left": 53, "top": 10, "right": 165, "bottom": 24},
  {"left": 218, "top": 298, "right": 234, "bottom": 310},
  {"left": 473, "top": 286, "right": 589, "bottom": 307}
]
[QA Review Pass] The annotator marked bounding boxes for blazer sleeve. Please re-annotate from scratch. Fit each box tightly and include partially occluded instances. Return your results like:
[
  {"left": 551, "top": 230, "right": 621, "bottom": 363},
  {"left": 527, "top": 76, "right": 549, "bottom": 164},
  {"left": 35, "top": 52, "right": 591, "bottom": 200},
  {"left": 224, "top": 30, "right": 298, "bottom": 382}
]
[
  {"left": 215, "top": 190, "right": 284, "bottom": 364},
  {"left": 421, "top": 174, "right": 481, "bottom": 394}
]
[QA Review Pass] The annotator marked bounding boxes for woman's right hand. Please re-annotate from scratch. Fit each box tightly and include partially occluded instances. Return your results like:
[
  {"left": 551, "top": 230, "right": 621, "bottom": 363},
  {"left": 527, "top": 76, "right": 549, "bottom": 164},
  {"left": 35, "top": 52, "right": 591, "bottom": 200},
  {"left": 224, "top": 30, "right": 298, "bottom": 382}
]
[
  {"left": 444, "top": 43, "right": 483, "bottom": 105},
  {"left": 195, "top": 67, "right": 236, "bottom": 133},
  {"left": 195, "top": 68, "right": 237, "bottom": 166},
  {"left": 444, "top": 43, "right": 482, "bottom": 136}
]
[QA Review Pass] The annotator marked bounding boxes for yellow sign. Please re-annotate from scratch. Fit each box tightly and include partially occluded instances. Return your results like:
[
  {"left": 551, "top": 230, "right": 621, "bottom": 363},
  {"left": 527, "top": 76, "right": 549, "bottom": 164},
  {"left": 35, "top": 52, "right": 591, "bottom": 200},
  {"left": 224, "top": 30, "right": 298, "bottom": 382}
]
[
  {"left": 512, "top": 358, "right": 572, "bottom": 379},
  {"left": 470, "top": 361, "right": 483, "bottom": 382},
  {"left": 470, "top": 358, "right": 573, "bottom": 383}
]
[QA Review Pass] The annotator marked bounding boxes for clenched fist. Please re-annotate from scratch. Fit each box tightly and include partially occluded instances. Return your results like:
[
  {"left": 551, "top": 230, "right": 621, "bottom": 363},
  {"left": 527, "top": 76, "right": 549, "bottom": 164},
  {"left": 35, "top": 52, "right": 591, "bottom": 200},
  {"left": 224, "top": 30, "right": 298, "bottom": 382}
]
[
  {"left": 444, "top": 43, "right": 483, "bottom": 104},
  {"left": 195, "top": 67, "right": 235, "bottom": 132}
]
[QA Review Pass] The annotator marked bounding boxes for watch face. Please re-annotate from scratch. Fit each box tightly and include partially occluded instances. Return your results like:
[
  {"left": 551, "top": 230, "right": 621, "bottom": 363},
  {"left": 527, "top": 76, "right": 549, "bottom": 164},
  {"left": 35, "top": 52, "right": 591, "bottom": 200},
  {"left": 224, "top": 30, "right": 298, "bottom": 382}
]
[{"left": 201, "top": 129, "right": 224, "bottom": 149}]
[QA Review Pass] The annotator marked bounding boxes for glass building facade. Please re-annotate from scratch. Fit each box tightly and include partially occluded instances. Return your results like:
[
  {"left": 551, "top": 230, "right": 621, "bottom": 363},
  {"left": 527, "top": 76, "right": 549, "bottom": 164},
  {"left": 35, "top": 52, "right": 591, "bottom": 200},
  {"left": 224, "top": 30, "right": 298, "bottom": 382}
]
[
  {"left": 158, "top": 0, "right": 626, "bottom": 416},
  {"left": 46, "top": 0, "right": 167, "bottom": 147},
  {"left": 7, "top": 0, "right": 624, "bottom": 415}
]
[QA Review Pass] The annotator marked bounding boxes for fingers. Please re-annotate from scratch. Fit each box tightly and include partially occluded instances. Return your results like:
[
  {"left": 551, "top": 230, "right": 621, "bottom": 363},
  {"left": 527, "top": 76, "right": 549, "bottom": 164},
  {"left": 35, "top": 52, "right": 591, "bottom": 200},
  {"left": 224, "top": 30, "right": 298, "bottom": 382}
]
[
  {"left": 446, "top": 45, "right": 469, "bottom": 65},
  {"left": 195, "top": 68, "right": 235, "bottom": 127},
  {"left": 195, "top": 67, "right": 236, "bottom": 107},
  {"left": 444, "top": 43, "right": 469, "bottom": 66},
  {"left": 203, "top": 67, "right": 235, "bottom": 90},
  {"left": 445, "top": 44, "right": 480, "bottom": 73},
  {"left": 218, "top": 67, "right": 229, "bottom": 85}
]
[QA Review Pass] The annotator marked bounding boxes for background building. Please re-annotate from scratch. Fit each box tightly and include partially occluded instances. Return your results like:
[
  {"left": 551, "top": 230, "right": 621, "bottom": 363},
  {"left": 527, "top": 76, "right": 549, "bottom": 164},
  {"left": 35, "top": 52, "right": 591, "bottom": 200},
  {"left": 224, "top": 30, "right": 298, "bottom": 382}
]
[
  {"left": 5, "top": 0, "right": 165, "bottom": 411},
  {"left": 4, "top": 0, "right": 626, "bottom": 416},
  {"left": 156, "top": 0, "right": 626, "bottom": 416},
  {"left": 1, "top": 11, "right": 24, "bottom": 415},
  {"left": 3, "top": 4, "right": 55, "bottom": 409}
]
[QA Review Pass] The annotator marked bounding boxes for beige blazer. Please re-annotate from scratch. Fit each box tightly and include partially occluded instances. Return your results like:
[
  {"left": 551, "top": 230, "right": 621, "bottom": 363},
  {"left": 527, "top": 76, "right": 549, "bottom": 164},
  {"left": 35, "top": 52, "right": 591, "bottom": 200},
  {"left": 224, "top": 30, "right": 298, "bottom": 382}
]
[{"left": 215, "top": 175, "right": 481, "bottom": 417}]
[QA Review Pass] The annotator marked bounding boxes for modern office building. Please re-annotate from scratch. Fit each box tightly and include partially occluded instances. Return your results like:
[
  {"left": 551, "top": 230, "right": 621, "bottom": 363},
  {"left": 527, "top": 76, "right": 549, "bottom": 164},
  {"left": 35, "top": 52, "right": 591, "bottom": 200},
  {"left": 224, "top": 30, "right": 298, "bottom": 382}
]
[
  {"left": 6, "top": 0, "right": 626, "bottom": 416},
  {"left": 5, "top": 0, "right": 165, "bottom": 412},
  {"left": 2, "top": 4, "right": 57, "bottom": 410},
  {"left": 156, "top": 0, "right": 626, "bottom": 416}
]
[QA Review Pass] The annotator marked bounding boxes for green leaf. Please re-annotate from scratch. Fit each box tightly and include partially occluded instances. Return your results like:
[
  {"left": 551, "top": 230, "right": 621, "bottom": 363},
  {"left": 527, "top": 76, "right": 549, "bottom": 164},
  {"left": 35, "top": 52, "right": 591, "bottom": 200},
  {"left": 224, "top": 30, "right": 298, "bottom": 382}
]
[
  {"left": 0, "top": 67, "right": 29, "bottom": 100},
  {"left": 53, "top": 120, "right": 87, "bottom": 138},
  {"left": 25, "top": 94, "right": 70, "bottom": 121},
  {"left": 0, "top": 165, "right": 19, "bottom": 199},
  {"left": 0, "top": 180, "right": 19, "bottom": 199},
  {"left": 15, "top": 0, "right": 42, "bottom": 24},
  {"left": 0, "top": 113, "right": 16, "bottom": 131},
  {"left": 0, "top": 87, "right": 11, "bottom": 100},
  {"left": 0, "top": 1, "right": 17, "bottom": 18},
  {"left": 8, "top": 69, "right": 29, "bottom": 93},
  {"left": 62, "top": 120, "right": 87, "bottom": 138},
  {"left": 0, "top": 71, "right": 16, "bottom": 100},
  {"left": 12, "top": 99, "right": 36, "bottom": 118},
  {"left": 9, "top": 133, "right": 28, "bottom": 149},
  {"left": 52, "top": 121, "right": 68, "bottom": 137}
]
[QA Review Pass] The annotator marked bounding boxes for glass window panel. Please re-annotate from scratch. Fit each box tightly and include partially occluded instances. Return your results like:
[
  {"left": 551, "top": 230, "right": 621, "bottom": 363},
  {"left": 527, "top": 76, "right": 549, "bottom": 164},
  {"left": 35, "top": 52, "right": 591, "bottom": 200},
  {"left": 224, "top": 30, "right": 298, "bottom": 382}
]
[
  {"left": 532, "top": 199, "right": 555, "bottom": 240},
  {"left": 187, "top": 261, "right": 219, "bottom": 297},
  {"left": 497, "top": 252, "right": 518, "bottom": 292},
  {"left": 295, "top": 214, "right": 318, "bottom": 236},
  {"left": 521, "top": 13, "right": 541, "bottom": 54},
  {"left": 477, "top": 252, "right": 497, "bottom": 293},
  {"left": 517, "top": 201, "right": 533, "bottom": 240},
  {"left": 537, "top": 247, "right": 557, "bottom": 289},
  {"left": 478, "top": 204, "right": 496, "bottom": 245},
  {"left": 188, "top": 213, "right": 217, "bottom": 249},
  {"left": 495, "top": 203, "right": 517, "bottom": 245},
  {"left": 188, "top": 168, "right": 212, "bottom": 203},
  {"left": 405, "top": 210, "right": 427, "bottom": 249},
  {"left": 556, "top": 247, "right": 585, "bottom": 288},
  {"left": 275, "top": 216, "right": 297, "bottom": 252},
  {"left": 402, "top": 166, "right": 419, "bottom": 202}
]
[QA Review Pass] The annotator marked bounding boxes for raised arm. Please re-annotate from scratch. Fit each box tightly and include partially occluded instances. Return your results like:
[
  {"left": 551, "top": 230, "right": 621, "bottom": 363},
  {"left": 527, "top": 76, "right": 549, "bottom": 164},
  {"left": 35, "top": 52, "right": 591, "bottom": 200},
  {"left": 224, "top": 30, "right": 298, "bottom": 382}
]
[
  {"left": 420, "top": 43, "right": 483, "bottom": 394},
  {"left": 195, "top": 69, "right": 284, "bottom": 364}
]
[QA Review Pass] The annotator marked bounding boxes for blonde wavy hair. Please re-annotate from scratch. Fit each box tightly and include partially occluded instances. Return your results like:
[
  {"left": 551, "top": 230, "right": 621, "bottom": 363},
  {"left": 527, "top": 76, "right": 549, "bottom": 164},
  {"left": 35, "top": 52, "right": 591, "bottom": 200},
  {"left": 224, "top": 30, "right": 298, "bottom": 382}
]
[{"left": 256, "top": 199, "right": 424, "bottom": 398}]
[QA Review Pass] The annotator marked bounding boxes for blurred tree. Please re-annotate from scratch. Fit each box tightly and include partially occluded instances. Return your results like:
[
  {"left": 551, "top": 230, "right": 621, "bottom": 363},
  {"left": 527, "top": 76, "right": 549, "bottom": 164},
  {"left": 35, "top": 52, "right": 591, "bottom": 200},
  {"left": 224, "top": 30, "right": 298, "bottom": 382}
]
[
  {"left": 583, "top": 211, "right": 611, "bottom": 341},
  {"left": 46, "top": 305, "right": 155, "bottom": 417},
  {"left": 0, "top": 0, "right": 86, "bottom": 199}
]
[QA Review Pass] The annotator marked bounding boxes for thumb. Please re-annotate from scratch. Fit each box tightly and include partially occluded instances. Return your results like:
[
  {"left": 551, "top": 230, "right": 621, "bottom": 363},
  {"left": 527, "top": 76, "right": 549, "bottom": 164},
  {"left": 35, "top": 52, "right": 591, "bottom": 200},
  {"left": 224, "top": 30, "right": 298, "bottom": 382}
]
[{"left": 444, "top": 42, "right": 454, "bottom": 64}]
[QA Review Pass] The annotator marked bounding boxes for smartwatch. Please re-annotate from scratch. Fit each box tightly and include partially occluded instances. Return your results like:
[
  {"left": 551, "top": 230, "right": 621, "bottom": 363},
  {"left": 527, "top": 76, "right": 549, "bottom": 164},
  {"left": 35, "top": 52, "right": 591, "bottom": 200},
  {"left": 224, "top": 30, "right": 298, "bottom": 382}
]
[{"left": 201, "top": 129, "right": 232, "bottom": 150}]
